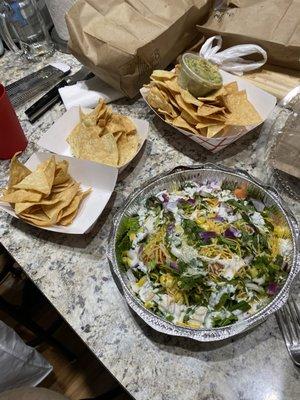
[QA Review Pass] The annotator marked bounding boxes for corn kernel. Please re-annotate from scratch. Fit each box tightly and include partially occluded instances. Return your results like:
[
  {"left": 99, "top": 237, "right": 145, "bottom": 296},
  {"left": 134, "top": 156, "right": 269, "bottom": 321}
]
[{"left": 137, "top": 276, "right": 147, "bottom": 287}]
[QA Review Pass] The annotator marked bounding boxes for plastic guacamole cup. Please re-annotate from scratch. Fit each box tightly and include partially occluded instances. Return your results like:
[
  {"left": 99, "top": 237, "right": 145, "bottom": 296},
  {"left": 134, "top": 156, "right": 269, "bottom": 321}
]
[{"left": 178, "top": 53, "right": 223, "bottom": 97}]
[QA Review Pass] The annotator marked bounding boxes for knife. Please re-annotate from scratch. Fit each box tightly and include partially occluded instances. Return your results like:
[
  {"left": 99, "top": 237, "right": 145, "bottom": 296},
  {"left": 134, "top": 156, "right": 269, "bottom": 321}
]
[{"left": 25, "top": 67, "right": 94, "bottom": 123}]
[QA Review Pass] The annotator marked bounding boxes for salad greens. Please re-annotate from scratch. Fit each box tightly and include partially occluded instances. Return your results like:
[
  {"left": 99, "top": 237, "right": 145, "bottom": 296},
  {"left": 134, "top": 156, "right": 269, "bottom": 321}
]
[{"left": 116, "top": 180, "right": 292, "bottom": 329}]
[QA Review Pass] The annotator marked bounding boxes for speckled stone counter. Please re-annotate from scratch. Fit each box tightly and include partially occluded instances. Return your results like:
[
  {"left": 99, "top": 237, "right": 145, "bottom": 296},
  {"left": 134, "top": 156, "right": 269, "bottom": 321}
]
[{"left": 0, "top": 51, "right": 299, "bottom": 400}]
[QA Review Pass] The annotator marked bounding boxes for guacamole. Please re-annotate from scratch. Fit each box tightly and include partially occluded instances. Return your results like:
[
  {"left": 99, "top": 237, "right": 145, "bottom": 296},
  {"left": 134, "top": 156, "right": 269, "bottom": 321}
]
[
  {"left": 178, "top": 53, "right": 223, "bottom": 97},
  {"left": 185, "top": 57, "right": 222, "bottom": 84}
]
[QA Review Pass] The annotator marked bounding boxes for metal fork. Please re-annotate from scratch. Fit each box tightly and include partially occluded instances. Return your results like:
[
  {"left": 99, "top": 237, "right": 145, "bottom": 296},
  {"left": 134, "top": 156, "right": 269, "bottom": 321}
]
[{"left": 276, "top": 297, "right": 300, "bottom": 367}]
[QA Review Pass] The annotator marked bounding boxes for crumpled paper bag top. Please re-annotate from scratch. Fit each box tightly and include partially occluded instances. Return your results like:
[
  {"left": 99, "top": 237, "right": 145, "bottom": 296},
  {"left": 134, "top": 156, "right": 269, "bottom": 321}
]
[{"left": 66, "top": 0, "right": 212, "bottom": 97}]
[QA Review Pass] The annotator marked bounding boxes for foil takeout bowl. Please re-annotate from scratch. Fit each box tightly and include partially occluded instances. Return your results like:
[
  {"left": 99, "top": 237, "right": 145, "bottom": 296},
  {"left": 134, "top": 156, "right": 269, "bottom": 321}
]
[{"left": 107, "top": 163, "right": 299, "bottom": 342}]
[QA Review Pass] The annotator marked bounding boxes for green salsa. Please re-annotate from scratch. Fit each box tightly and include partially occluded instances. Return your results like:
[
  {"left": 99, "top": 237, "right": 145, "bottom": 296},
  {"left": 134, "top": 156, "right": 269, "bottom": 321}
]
[{"left": 185, "top": 57, "right": 222, "bottom": 84}]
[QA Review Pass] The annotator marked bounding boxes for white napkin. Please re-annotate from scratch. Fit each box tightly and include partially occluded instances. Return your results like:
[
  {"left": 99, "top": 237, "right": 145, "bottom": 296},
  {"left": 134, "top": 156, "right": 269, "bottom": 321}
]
[{"left": 59, "top": 76, "right": 124, "bottom": 110}]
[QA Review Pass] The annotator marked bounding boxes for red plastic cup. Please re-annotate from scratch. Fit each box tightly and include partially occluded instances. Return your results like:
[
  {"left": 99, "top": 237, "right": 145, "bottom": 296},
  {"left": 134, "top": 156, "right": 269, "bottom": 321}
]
[{"left": 0, "top": 83, "right": 28, "bottom": 159}]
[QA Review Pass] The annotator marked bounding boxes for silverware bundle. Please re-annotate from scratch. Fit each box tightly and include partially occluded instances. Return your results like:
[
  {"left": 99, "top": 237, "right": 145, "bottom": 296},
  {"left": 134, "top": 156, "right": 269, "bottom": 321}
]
[{"left": 6, "top": 64, "right": 70, "bottom": 108}]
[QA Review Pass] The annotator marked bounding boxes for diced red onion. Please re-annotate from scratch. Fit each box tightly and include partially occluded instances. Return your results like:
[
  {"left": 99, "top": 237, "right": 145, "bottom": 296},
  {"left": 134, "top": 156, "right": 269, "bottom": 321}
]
[
  {"left": 215, "top": 215, "right": 225, "bottom": 222},
  {"left": 178, "top": 197, "right": 195, "bottom": 206},
  {"left": 267, "top": 282, "right": 280, "bottom": 296},
  {"left": 162, "top": 193, "right": 169, "bottom": 203},
  {"left": 170, "top": 261, "right": 178, "bottom": 271},
  {"left": 224, "top": 226, "right": 241, "bottom": 238},
  {"left": 199, "top": 231, "right": 216, "bottom": 242},
  {"left": 167, "top": 223, "right": 175, "bottom": 235},
  {"left": 187, "top": 198, "right": 196, "bottom": 205}
]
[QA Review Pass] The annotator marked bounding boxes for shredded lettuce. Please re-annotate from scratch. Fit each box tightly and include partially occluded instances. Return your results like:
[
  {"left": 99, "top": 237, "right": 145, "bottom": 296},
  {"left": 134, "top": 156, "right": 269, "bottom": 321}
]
[{"left": 116, "top": 216, "right": 140, "bottom": 267}]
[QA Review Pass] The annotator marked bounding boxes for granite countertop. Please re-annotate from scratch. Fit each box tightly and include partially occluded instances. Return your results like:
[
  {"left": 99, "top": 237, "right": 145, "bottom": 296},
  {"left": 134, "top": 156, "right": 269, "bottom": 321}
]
[{"left": 0, "top": 51, "right": 299, "bottom": 400}]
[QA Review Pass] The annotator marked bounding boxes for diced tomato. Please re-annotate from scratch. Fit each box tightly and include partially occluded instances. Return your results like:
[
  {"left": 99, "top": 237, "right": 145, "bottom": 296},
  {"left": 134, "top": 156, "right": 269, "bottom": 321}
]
[{"left": 234, "top": 183, "right": 248, "bottom": 199}]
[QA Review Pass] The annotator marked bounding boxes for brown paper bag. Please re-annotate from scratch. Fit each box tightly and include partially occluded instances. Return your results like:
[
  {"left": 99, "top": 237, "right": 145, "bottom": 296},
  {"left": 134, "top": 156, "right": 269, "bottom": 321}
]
[
  {"left": 66, "top": 0, "right": 212, "bottom": 98},
  {"left": 197, "top": 0, "right": 300, "bottom": 70}
]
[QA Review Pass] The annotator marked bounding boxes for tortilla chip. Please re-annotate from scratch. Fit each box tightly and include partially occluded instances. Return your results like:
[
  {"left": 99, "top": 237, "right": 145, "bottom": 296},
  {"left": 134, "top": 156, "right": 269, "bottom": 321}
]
[
  {"left": 66, "top": 123, "right": 82, "bottom": 157},
  {"left": 15, "top": 202, "right": 37, "bottom": 215},
  {"left": 163, "top": 79, "right": 181, "bottom": 93},
  {"left": 51, "top": 180, "right": 75, "bottom": 194},
  {"left": 80, "top": 131, "right": 119, "bottom": 166},
  {"left": 164, "top": 115, "right": 175, "bottom": 125},
  {"left": 58, "top": 210, "right": 78, "bottom": 226},
  {"left": 97, "top": 106, "right": 112, "bottom": 127},
  {"left": 151, "top": 80, "right": 181, "bottom": 95},
  {"left": 157, "top": 88, "right": 170, "bottom": 101},
  {"left": 81, "top": 100, "right": 106, "bottom": 127},
  {"left": 198, "top": 86, "right": 227, "bottom": 102},
  {"left": 1, "top": 189, "right": 42, "bottom": 204},
  {"left": 13, "top": 169, "right": 51, "bottom": 195},
  {"left": 58, "top": 188, "right": 92, "bottom": 225},
  {"left": 41, "top": 184, "right": 79, "bottom": 223},
  {"left": 68, "top": 122, "right": 108, "bottom": 158},
  {"left": 37, "top": 155, "right": 56, "bottom": 188},
  {"left": 81, "top": 113, "right": 97, "bottom": 127},
  {"left": 113, "top": 131, "right": 124, "bottom": 141},
  {"left": 14, "top": 194, "right": 63, "bottom": 214},
  {"left": 169, "top": 96, "right": 181, "bottom": 111},
  {"left": 105, "top": 114, "right": 136, "bottom": 136},
  {"left": 195, "top": 119, "right": 222, "bottom": 129},
  {"left": 7, "top": 154, "right": 31, "bottom": 191},
  {"left": 224, "top": 81, "right": 238, "bottom": 94},
  {"left": 53, "top": 160, "right": 69, "bottom": 185},
  {"left": 147, "top": 87, "right": 177, "bottom": 117},
  {"left": 199, "top": 112, "right": 227, "bottom": 122},
  {"left": 172, "top": 116, "right": 199, "bottom": 135},
  {"left": 223, "top": 91, "right": 262, "bottom": 126},
  {"left": 180, "top": 89, "right": 202, "bottom": 107},
  {"left": 117, "top": 132, "right": 139, "bottom": 166},
  {"left": 175, "top": 64, "right": 181, "bottom": 76},
  {"left": 60, "top": 192, "right": 82, "bottom": 219},
  {"left": 158, "top": 107, "right": 179, "bottom": 119},
  {"left": 180, "top": 110, "right": 199, "bottom": 126},
  {"left": 197, "top": 104, "right": 225, "bottom": 117},
  {"left": 207, "top": 125, "right": 225, "bottom": 138},
  {"left": 174, "top": 94, "right": 198, "bottom": 119},
  {"left": 19, "top": 208, "right": 53, "bottom": 227},
  {"left": 95, "top": 99, "right": 106, "bottom": 118},
  {"left": 14, "top": 182, "right": 79, "bottom": 215},
  {"left": 199, "top": 127, "right": 208, "bottom": 136},
  {"left": 151, "top": 70, "right": 176, "bottom": 81}
]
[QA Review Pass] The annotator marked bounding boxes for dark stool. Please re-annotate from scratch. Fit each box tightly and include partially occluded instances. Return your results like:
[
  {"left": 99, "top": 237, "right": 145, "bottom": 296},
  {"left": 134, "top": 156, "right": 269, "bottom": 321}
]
[{"left": 0, "top": 250, "right": 75, "bottom": 361}]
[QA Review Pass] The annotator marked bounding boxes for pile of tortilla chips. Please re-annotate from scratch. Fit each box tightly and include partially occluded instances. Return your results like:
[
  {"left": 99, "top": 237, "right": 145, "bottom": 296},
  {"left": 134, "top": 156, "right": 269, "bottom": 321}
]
[
  {"left": 67, "top": 100, "right": 139, "bottom": 167},
  {"left": 0, "top": 154, "right": 91, "bottom": 227},
  {"left": 144, "top": 66, "right": 262, "bottom": 138}
]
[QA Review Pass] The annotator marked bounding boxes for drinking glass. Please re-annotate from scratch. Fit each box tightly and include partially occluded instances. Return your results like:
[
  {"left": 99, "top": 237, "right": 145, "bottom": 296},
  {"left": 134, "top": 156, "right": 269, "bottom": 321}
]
[
  {"left": 0, "top": 83, "right": 28, "bottom": 159},
  {"left": 0, "top": 0, "right": 54, "bottom": 61}
]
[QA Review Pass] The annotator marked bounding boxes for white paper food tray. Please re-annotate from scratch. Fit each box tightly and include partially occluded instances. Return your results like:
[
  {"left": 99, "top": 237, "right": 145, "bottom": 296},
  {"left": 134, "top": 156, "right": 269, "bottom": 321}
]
[
  {"left": 0, "top": 152, "right": 118, "bottom": 234},
  {"left": 37, "top": 107, "right": 149, "bottom": 169},
  {"left": 141, "top": 70, "right": 277, "bottom": 153}
]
